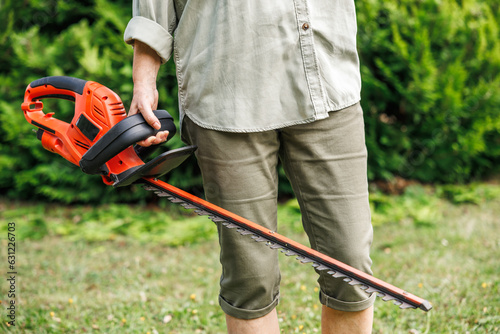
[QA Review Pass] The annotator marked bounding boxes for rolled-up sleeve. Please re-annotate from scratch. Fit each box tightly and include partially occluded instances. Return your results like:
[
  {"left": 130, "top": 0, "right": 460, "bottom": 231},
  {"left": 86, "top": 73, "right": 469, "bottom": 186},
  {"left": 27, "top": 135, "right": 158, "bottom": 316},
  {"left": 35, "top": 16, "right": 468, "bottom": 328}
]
[{"left": 124, "top": 0, "right": 177, "bottom": 63}]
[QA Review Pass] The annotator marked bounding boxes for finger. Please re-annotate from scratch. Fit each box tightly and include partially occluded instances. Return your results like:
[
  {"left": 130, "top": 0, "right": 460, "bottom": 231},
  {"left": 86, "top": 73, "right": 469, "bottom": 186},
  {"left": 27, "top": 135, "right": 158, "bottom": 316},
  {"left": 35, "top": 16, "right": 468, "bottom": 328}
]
[
  {"left": 158, "top": 130, "right": 169, "bottom": 141},
  {"left": 137, "top": 136, "right": 156, "bottom": 147},
  {"left": 146, "top": 131, "right": 168, "bottom": 146},
  {"left": 152, "top": 131, "right": 169, "bottom": 145},
  {"left": 139, "top": 106, "right": 161, "bottom": 130},
  {"left": 136, "top": 131, "right": 169, "bottom": 147}
]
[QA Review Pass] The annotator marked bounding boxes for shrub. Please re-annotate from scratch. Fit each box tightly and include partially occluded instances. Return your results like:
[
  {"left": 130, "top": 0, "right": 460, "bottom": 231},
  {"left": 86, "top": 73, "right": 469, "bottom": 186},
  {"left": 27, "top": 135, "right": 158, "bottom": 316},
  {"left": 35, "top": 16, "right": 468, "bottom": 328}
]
[
  {"left": 357, "top": 0, "right": 500, "bottom": 182},
  {"left": 0, "top": 0, "right": 189, "bottom": 203},
  {"left": 0, "top": 0, "right": 498, "bottom": 203}
]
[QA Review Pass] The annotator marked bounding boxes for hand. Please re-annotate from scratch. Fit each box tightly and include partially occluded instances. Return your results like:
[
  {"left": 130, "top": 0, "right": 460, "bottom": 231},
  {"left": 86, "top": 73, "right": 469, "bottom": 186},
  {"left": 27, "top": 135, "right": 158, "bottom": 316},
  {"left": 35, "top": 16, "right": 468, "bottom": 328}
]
[
  {"left": 129, "top": 81, "right": 169, "bottom": 147},
  {"left": 129, "top": 40, "right": 167, "bottom": 147}
]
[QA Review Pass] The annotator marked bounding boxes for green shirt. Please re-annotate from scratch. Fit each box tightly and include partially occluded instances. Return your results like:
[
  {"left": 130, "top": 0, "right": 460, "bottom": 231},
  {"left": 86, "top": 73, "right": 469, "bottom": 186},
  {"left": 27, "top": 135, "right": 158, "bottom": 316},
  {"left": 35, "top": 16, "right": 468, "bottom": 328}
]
[{"left": 124, "top": 0, "right": 361, "bottom": 133}]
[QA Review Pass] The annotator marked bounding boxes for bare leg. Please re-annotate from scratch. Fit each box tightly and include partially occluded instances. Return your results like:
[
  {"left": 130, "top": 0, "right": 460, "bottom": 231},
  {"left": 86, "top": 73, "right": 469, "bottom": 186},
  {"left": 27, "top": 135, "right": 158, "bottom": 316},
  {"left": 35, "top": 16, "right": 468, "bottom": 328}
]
[
  {"left": 226, "top": 308, "right": 280, "bottom": 334},
  {"left": 322, "top": 305, "right": 373, "bottom": 334}
]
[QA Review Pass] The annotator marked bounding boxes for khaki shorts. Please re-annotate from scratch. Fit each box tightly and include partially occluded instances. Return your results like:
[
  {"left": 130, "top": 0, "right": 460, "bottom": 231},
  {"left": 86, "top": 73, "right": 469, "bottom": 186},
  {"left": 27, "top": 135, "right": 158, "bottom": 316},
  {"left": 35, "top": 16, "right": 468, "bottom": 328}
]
[{"left": 182, "top": 103, "right": 375, "bottom": 319}]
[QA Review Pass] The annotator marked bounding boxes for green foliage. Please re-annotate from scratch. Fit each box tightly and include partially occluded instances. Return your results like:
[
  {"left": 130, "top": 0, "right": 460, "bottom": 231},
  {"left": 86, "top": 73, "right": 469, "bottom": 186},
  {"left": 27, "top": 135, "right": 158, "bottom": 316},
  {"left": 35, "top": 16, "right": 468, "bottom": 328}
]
[
  {"left": 0, "top": 0, "right": 185, "bottom": 203},
  {"left": 436, "top": 182, "right": 500, "bottom": 204},
  {"left": 370, "top": 183, "right": 500, "bottom": 227},
  {"left": 357, "top": 0, "right": 500, "bottom": 183},
  {"left": 0, "top": 0, "right": 499, "bottom": 203},
  {"left": 2, "top": 193, "right": 500, "bottom": 333},
  {"left": 4, "top": 183, "right": 498, "bottom": 244},
  {"left": 1, "top": 200, "right": 217, "bottom": 245},
  {"left": 369, "top": 186, "right": 443, "bottom": 227}
]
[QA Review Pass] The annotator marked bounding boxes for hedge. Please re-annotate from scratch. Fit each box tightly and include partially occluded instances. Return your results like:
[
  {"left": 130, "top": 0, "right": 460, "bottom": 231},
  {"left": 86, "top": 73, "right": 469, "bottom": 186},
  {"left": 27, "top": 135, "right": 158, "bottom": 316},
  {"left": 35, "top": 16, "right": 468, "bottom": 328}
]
[
  {"left": 0, "top": 0, "right": 498, "bottom": 203},
  {"left": 357, "top": 0, "right": 500, "bottom": 182}
]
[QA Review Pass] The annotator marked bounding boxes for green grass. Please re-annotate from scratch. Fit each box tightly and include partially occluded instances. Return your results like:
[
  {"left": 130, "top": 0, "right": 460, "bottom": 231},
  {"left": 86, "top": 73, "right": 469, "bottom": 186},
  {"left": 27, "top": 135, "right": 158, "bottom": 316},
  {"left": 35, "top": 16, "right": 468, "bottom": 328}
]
[{"left": 0, "top": 184, "right": 499, "bottom": 333}]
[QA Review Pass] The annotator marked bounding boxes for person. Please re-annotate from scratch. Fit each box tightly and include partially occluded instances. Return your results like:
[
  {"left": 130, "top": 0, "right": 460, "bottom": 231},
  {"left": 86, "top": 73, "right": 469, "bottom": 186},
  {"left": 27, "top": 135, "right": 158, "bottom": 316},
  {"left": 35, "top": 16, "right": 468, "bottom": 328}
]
[{"left": 124, "top": 1, "right": 375, "bottom": 333}]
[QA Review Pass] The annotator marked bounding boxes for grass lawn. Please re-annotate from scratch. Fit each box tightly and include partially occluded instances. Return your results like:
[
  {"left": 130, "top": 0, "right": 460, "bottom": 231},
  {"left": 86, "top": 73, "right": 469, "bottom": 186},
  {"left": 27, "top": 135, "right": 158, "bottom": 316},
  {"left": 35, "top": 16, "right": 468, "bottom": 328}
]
[{"left": 0, "top": 185, "right": 499, "bottom": 333}]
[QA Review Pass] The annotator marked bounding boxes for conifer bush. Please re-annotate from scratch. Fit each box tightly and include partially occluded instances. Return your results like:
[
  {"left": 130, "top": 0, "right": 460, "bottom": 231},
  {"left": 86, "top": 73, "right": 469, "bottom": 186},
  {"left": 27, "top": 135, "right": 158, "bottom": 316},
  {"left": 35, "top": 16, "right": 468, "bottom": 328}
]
[
  {"left": 356, "top": 0, "right": 500, "bottom": 182},
  {"left": 0, "top": 0, "right": 498, "bottom": 203}
]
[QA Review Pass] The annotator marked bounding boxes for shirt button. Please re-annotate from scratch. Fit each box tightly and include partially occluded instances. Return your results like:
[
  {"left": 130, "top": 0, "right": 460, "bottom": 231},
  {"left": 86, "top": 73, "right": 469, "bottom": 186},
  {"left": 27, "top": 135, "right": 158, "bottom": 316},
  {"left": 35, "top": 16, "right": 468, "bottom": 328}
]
[{"left": 302, "top": 23, "right": 310, "bottom": 31}]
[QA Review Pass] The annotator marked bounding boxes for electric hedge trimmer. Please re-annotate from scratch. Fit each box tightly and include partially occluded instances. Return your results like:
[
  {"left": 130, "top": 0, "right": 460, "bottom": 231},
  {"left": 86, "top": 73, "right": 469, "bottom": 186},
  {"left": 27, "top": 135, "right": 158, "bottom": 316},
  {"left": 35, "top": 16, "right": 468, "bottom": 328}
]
[{"left": 22, "top": 76, "right": 432, "bottom": 312}]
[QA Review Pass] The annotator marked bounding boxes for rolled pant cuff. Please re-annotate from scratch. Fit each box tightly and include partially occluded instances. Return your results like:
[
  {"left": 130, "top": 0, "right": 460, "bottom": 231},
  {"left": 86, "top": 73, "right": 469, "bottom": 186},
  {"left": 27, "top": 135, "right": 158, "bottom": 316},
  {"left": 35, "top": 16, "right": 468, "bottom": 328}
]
[
  {"left": 319, "top": 289, "right": 376, "bottom": 312},
  {"left": 219, "top": 293, "right": 280, "bottom": 320}
]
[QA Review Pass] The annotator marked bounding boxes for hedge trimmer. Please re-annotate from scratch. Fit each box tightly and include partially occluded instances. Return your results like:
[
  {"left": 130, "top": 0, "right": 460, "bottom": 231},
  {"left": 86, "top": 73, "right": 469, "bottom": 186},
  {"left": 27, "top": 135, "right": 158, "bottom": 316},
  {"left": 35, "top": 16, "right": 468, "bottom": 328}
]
[{"left": 22, "top": 76, "right": 432, "bottom": 312}]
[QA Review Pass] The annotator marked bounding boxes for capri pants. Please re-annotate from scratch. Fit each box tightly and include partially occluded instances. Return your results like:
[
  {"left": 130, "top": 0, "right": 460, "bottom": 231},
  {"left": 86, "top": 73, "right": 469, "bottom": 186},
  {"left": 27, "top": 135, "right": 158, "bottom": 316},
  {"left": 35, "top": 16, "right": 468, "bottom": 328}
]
[{"left": 181, "top": 102, "right": 375, "bottom": 319}]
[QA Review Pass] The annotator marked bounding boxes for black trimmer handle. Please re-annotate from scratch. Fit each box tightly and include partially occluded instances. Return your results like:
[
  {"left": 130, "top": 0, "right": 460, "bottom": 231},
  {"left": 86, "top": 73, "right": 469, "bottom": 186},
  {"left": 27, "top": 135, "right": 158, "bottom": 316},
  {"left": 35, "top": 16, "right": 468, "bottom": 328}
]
[
  {"left": 79, "top": 110, "right": 176, "bottom": 174},
  {"left": 29, "top": 76, "right": 88, "bottom": 95}
]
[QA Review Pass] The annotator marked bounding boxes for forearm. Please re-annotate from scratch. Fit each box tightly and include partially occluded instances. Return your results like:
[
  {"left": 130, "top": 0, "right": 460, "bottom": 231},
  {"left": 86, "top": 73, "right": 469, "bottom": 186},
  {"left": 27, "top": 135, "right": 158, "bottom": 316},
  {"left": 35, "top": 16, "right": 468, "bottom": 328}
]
[
  {"left": 133, "top": 40, "right": 161, "bottom": 86},
  {"left": 129, "top": 40, "right": 163, "bottom": 135}
]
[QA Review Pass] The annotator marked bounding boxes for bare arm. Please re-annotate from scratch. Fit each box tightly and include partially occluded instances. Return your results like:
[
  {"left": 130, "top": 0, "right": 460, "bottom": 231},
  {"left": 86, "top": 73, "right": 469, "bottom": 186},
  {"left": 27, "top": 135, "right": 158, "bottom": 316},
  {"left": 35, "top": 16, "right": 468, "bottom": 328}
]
[{"left": 129, "top": 40, "right": 169, "bottom": 147}]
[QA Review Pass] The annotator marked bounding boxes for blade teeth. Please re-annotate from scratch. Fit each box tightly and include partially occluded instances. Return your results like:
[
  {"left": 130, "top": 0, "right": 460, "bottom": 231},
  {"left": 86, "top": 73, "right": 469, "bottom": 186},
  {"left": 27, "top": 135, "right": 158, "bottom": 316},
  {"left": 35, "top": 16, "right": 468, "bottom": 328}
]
[
  {"left": 311, "top": 264, "right": 330, "bottom": 271},
  {"left": 266, "top": 242, "right": 283, "bottom": 249},
  {"left": 347, "top": 279, "right": 363, "bottom": 286},
  {"left": 168, "top": 197, "right": 184, "bottom": 203},
  {"left": 221, "top": 222, "right": 238, "bottom": 229},
  {"left": 331, "top": 272, "right": 348, "bottom": 279},
  {"left": 281, "top": 249, "right": 298, "bottom": 256},
  {"left": 251, "top": 236, "right": 267, "bottom": 242},
  {"left": 181, "top": 203, "right": 197, "bottom": 209},
  {"left": 210, "top": 216, "right": 227, "bottom": 223},
  {"left": 195, "top": 210, "right": 210, "bottom": 216},
  {"left": 300, "top": 257, "right": 315, "bottom": 264},
  {"left": 238, "top": 229, "right": 256, "bottom": 236},
  {"left": 143, "top": 186, "right": 157, "bottom": 191},
  {"left": 399, "top": 302, "right": 416, "bottom": 309},
  {"left": 382, "top": 294, "right": 397, "bottom": 302},
  {"left": 364, "top": 286, "right": 381, "bottom": 294},
  {"left": 317, "top": 265, "right": 330, "bottom": 271},
  {"left": 359, "top": 285, "right": 386, "bottom": 298}
]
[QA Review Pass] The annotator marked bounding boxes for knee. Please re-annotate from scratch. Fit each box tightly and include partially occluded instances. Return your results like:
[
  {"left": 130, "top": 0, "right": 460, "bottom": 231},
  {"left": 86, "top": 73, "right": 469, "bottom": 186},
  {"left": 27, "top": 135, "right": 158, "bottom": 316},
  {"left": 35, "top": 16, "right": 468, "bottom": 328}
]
[
  {"left": 219, "top": 269, "right": 281, "bottom": 320},
  {"left": 220, "top": 263, "right": 281, "bottom": 306}
]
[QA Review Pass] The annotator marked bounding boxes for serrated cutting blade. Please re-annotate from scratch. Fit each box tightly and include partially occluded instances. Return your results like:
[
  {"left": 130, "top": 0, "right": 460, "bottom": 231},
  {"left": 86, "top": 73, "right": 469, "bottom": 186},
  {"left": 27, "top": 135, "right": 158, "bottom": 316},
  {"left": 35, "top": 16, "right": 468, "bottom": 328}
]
[{"left": 141, "top": 178, "right": 432, "bottom": 312}]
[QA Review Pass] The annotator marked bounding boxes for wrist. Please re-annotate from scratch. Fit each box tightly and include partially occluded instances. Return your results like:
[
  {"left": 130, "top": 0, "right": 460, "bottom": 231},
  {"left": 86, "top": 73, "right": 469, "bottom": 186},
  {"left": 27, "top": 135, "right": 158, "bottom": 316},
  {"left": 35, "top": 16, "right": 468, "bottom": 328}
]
[{"left": 133, "top": 81, "right": 157, "bottom": 92}]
